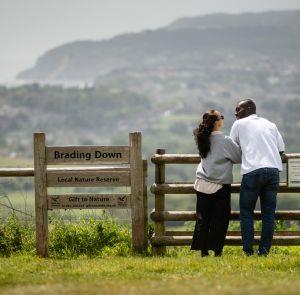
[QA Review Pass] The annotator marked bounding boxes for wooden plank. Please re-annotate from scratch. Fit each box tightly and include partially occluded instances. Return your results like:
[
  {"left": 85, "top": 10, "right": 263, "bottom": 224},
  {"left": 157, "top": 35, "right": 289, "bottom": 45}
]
[
  {"left": 150, "top": 182, "right": 300, "bottom": 194},
  {"left": 46, "top": 146, "right": 130, "bottom": 164},
  {"left": 33, "top": 133, "right": 48, "bottom": 257},
  {"left": 130, "top": 132, "right": 146, "bottom": 253},
  {"left": 47, "top": 170, "right": 130, "bottom": 187},
  {"left": 165, "top": 230, "right": 300, "bottom": 236},
  {"left": 151, "top": 235, "right": 300, "bottom": 246},
  {"left": 150, "top": 210, "right": 300, "bottom": 221},
  {"left": 47, "top": 194, "right": 131, "bottom": 209}
]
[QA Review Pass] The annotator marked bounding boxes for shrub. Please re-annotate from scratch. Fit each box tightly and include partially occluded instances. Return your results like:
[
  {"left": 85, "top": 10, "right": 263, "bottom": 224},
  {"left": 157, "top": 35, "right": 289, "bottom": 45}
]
[
  {"left": 0, "top": 214, "right": 27, "bottom": 256},
  {"left": 49, "top": 214, "right": 131, "bottom": 257},
  {"left": 0, "top": 212, "right": 131, "bottom": 257}
]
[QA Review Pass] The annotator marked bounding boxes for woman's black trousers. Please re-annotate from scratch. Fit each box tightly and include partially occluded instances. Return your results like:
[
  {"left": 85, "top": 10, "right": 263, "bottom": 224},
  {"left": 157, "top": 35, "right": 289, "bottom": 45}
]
[{"left": 191, "top": 184, "right": 231, "bottom": 254}]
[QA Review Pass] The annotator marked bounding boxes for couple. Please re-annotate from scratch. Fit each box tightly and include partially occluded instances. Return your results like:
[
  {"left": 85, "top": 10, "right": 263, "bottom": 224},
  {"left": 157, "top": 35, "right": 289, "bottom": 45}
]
[{"left": 191, "top": 99, "right": 285, "bottom": 257}]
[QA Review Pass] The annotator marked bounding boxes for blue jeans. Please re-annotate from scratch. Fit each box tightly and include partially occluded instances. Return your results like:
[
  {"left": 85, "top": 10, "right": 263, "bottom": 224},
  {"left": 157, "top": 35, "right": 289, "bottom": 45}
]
[{"left": 240, "top": 168, "right": 279, "bottom": 254}]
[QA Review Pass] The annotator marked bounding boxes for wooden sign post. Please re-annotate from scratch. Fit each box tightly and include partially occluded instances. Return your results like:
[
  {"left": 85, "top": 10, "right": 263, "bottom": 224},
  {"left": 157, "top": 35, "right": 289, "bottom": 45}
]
[
  {"left": 34, "top": 133, "right": 48, "bottom": 257},
  {"left": 33, "top": 132, "right": 147, "bottom": 257}
]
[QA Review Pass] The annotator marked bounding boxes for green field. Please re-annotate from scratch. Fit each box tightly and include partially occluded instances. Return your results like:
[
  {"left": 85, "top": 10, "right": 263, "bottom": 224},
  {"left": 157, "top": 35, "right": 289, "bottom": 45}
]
[
  {"left": 0, "top": 248, "right": 300, "bottom": 295},
  {"left": 0, "top": 156, "right": 33, "bottom": 167},
  {"left": 1, "top": 156, "right": 300, "bottom": 295}
]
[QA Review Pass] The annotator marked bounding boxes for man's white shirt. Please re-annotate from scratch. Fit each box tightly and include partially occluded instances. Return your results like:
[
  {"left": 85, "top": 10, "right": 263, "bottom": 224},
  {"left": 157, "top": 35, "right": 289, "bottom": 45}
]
[{"left": 230, "top": 114, "right": 285, "bottom": 175}]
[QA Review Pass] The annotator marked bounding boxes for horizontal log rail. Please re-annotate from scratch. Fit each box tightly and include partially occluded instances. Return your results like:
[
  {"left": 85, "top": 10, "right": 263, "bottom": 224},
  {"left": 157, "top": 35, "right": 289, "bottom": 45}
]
[
  {"left": 0, "top": 166, "right": 130, "bottom": 177},
  {"left": 0, "top": 168, "right": 34, "bottom": 177},
  {"left": 151, "top": 154, "right": 201, "bottom": 164},
  {"left": 151, "top": 210, "right": 300, "bottom": 221},
  {"left": 151, "top": 182, "right": 300, "bottom": 194},
  {"left": 151, "top": 235, "right": 300, "bottom": 246},
  {"left": 166, "top": 230, "right": 300, "bottom": 236},
  {"left": 151, "top": 153, "right": 300, "bottom": 164}
]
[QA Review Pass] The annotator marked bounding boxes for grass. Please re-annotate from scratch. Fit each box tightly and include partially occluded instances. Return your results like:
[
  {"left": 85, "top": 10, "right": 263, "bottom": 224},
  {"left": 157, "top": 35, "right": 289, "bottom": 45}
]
[
  {"left": 0, "top": 157, "right": 299, "bottom": 294},
  {"left": 0, "top": 247, "right": 300, "bottom": 295}
]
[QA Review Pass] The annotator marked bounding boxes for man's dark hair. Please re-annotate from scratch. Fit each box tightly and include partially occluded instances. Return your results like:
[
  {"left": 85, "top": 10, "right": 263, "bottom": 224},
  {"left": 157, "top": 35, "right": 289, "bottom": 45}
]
[{"left": 239, "top": 98, "right": 256, "bottom": 114}]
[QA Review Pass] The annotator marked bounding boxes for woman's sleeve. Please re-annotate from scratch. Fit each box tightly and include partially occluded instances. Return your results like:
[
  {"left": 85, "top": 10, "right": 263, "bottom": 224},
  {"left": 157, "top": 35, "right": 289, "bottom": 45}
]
[{"left": 224, "top": 136, "right": 242, "bottom": 163}]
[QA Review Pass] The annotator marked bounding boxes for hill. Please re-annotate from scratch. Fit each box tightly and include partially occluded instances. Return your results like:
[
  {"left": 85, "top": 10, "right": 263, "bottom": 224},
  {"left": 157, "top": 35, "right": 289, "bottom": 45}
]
[
  {"left": 167, "top": 10, "right": 300, "bottom": 30},
  {"left": 17, "top": 10, "right": 300, "bottom": 89}
]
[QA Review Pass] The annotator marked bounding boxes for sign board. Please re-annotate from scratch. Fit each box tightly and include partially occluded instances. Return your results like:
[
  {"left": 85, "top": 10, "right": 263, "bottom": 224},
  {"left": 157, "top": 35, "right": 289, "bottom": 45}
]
[
  {"left": 288, "top": 158, "right": 300, "bottom": 188},
  {"left": 34, "top": 132, "right": 147, "bottom": 257},
  {"left": 48, "top": 194, "right": 131, "bottom": 209},
  {"left": 47, "top": 170, "right": 130, "bottom": 187},
  {"left": 46, "top": 146, "right": 130, "bottom": 164}
]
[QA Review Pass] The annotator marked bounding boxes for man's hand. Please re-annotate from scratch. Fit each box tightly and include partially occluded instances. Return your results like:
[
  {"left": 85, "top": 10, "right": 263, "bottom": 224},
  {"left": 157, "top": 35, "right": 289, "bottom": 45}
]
[{"left": 280, "top": 152, "right": 287, "bottom": 162}]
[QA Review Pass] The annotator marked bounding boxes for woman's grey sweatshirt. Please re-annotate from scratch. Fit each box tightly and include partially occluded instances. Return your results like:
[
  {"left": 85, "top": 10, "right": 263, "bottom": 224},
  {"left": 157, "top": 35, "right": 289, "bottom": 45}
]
[{"left": 196, "top": 132, "right": 241, "bottom": 184}]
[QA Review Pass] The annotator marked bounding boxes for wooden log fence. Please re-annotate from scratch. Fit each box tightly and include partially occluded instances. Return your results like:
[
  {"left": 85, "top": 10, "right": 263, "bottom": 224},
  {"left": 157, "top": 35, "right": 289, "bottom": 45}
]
[
  {"left": 150, "top": 151, "right": 300, "bottom": 253},
  {"left": 1, "top": 147, "right": 300, "bottom": 255}
]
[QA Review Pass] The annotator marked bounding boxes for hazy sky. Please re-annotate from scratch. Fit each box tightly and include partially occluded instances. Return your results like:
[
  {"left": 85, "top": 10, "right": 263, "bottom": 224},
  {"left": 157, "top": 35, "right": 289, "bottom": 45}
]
[{"left": 1, "top": 0, "right": 300, "bottom": 83}]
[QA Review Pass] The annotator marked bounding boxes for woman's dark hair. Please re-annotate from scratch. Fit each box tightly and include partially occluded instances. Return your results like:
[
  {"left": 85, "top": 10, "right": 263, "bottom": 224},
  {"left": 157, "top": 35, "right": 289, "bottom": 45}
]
[{"left": 193, "top": 110, "right": 219, "bottom": 158}]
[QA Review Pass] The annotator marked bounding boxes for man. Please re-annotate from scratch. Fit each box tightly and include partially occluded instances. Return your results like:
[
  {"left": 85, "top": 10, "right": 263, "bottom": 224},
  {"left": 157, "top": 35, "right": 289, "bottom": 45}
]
[{"left": 230, "top": 99, "right": 285, "bottom": 256}]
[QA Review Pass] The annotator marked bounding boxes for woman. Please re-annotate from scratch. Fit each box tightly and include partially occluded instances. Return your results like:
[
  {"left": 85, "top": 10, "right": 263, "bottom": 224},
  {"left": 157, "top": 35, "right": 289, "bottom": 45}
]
[{"left": 191, "top": 110, "right": 241, "bottom": 257}]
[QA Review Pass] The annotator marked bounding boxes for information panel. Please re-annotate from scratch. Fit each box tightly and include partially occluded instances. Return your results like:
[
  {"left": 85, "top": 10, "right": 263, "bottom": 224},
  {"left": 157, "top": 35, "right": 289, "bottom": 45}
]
[
  {"left": 288, "top": 158, "right": 300, "bottom": 188},
  {"left": 47, "top": 194, "right": 131, "bottom": 209}
]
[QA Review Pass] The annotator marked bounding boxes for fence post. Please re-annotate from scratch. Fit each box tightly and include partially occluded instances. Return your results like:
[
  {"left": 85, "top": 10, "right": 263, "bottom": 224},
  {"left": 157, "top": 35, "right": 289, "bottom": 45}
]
[
  {"left": 33, "top": 133, "right": 48, "bottom": 257},
  {"left": 130, "top": 132, "right": 147, "bottom": 253},
  {"left": 143, "top": 159, "right": 148, "bottom": 250},
  {"left": 153, "top": 149, "right": 166, "bottom": 255}
]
